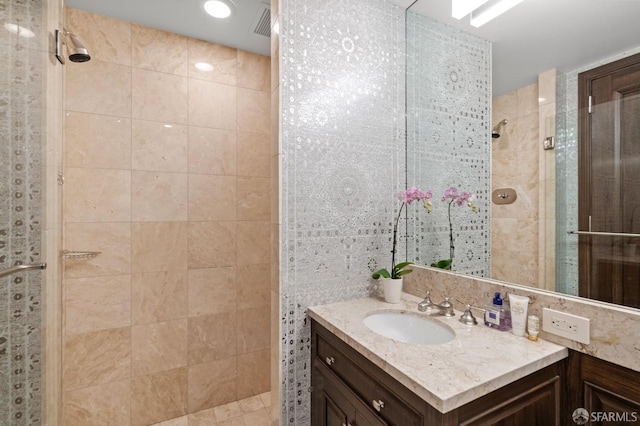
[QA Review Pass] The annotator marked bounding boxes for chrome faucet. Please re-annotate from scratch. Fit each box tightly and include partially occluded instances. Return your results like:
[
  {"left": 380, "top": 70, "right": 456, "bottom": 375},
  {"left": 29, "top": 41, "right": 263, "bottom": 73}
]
[{"left": 417, "top": 291, "right": 455, "bottom": 317}]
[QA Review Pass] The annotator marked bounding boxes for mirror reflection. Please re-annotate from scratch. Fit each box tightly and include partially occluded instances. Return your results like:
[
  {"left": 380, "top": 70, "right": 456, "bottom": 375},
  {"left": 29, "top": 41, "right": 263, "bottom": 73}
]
[{"left": 406, "top": 0, "right": 640, "bottom": 311}]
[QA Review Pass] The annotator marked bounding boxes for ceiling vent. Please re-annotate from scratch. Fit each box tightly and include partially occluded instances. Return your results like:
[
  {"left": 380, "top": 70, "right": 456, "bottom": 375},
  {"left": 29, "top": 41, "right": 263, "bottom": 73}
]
[{"left": 251, "top": 3, "right": 271, "bottom": 37}]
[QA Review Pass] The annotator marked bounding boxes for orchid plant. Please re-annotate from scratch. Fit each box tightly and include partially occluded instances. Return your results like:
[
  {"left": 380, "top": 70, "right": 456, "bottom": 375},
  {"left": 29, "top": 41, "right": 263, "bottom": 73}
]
[
  {"left": 431, "top": 186, "right": 478, "bottom": 270},
  {"left": 372, "top": 187, "right": 433, "bottom": 280}
]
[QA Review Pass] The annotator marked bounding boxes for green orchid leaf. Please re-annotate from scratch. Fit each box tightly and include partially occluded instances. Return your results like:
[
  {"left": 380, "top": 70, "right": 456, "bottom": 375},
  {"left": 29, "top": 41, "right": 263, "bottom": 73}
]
[
  {"left": 392, "top": 261, "right": 414, "bottom": 272},
  {"left": 395, "top": 269, "right": 413, "bottom": 277},
  {"left": 431, "top": 259, "right": 452, "bottom": 270},
  {"left": 372, "top": 269, "right": 391, "bottom": 279}
]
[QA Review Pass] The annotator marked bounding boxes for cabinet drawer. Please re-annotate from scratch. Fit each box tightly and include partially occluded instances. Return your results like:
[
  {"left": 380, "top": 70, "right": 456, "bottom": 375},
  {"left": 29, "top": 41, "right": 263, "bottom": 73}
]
[{"left": 314, "top": 324, "right": 424, "bottom": 426}]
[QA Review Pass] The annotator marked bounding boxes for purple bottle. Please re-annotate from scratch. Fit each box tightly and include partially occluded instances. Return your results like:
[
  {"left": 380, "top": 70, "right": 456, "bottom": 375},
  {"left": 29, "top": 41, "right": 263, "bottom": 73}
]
[{"left": 484, "top": 292, "right": 512, "bottom": 331}]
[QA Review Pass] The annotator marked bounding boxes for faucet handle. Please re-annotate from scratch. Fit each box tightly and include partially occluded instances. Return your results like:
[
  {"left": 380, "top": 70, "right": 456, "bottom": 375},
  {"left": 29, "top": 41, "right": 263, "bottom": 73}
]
[
  {"left": 440, "top": 297, "right": 455, "bottom": 317},
  {"left": 459, "top": 305, "right": 477, "bottom": 325},
  {"left": 459, "top": 304, "right": 485, "bottom": 325}
]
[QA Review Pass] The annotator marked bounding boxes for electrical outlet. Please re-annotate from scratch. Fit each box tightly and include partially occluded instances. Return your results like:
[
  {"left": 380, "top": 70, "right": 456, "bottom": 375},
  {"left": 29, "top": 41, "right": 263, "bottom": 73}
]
[{"left": 542, "top": 308, "right": 590, "bottom": 344}]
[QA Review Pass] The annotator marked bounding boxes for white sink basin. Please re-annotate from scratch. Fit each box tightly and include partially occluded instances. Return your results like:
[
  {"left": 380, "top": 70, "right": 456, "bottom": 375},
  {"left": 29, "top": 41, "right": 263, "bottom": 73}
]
[{"left": 363, "top": 311, "right": 455, "bottom": 345}]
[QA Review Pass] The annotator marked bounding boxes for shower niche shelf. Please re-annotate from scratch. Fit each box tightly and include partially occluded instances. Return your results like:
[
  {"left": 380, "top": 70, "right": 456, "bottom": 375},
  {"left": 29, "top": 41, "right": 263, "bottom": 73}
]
[{"left": 61, "top": 250, "right": 101, "bottom": 261}]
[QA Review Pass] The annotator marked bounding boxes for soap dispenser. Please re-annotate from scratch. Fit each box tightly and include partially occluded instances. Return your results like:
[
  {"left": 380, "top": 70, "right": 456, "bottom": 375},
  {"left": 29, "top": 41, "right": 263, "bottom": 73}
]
[{"left": 484, "top": 292, "right": 512, "bottom": 331}]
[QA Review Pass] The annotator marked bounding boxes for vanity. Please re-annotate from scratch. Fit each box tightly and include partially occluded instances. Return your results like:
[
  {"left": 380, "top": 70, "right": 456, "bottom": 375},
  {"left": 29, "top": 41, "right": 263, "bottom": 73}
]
[
  {"left": 308, "top": 293, "right": 567, "bottom": 425},
  {"left": 308, "top": 293, "right": 640, "bottom": 425}
]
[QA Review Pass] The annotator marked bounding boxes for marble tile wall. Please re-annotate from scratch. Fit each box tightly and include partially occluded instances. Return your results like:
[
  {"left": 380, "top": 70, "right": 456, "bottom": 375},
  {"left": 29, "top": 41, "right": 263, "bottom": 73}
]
[
  {"left": 62, "top": 8, "right": 271, "bottom": 425},
  {"left": 537, "top": 69, "right": 557, "bottom": 292},
  {"left": 44, "top": 0, "right": 65, "bottom": 422},
  {"left": 491, "top": 83, "right": 541, "bottom": 287},
  {"left": 404, "top": 265, "right": 640, "bottom": 374}
]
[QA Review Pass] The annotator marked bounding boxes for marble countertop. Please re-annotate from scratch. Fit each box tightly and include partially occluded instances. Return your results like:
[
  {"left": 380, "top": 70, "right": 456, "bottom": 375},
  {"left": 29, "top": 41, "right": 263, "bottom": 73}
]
[{"left": 307, "top": 292, "right": 568, "bottom": 413}]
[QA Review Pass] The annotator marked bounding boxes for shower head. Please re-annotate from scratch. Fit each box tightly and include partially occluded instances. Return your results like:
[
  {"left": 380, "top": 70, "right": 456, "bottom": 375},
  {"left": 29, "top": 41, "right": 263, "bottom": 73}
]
[
  {"left": 492, "top": 119, "right": 507, "bottom": 139},
  {"left": 66, "top": 32, "right": 90, "bottom": 62},
  {"left": 55, "top": 29, "right": 91, "bottom": 64}
]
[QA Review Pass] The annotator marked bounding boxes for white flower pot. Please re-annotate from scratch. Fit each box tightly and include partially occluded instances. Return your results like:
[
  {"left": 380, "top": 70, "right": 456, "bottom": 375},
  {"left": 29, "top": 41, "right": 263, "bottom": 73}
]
[{"left": 383, "top": 278, "right": 403, "bottom": 304}]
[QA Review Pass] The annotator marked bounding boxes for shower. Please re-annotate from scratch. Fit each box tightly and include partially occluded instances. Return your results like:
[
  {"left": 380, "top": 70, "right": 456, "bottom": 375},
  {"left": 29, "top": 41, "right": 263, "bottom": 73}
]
[
  {"left": 55, "top": 28, "right": 91, "bottom": 64},
  {"left": 492, "top": 119, "right": 507, "bottom": 138}
]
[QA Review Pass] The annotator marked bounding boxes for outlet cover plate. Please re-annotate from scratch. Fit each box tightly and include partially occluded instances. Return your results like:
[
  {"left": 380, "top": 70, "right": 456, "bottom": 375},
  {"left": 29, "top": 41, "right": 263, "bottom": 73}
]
[{"left": 542, "top": 308, "right": 590, "bottom": 344}]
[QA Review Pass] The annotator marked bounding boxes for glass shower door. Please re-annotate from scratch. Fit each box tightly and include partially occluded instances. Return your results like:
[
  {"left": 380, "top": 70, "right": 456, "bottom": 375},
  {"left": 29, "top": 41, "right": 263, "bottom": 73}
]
[
  {"left": 1, "top": 0, "right": 48, "bottom": 423},
  {"left": 579, "top": 54, "right": 640, "bottom": 309}
]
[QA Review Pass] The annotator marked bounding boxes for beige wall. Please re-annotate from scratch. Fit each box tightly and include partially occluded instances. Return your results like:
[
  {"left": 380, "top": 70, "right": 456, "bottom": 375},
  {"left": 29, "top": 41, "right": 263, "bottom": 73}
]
[
  {"left": 491, "top": 83, "right": 540, "bottom": 287},
  {"left": 405, "top": 265, "right": 640, "bottom": 374},
  {"left": 44, "top": 0, "right": 65, "bottom": 423},
  {"left": 61, "top": 8, "right": 271, "bottom": 425},
  {"left": 491, "top": 70, "right": 556, "bottom": 290},
  {"left": 537, "top": 69, "right": 557, "bottom": 292}
]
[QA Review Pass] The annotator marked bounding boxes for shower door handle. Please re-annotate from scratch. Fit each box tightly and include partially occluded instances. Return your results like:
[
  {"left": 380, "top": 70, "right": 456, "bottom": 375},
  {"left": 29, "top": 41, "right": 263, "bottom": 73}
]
[{"left": 0, "top": 263, "right": 47, "bottom": 279}]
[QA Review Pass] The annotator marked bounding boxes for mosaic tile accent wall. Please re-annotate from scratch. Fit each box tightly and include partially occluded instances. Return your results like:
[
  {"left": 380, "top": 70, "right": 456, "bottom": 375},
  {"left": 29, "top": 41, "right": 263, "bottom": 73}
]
[
  {"left": 555, "top": 68, "right": 576, "bottom": 295},
  {"left": 279, "top": 0, "right": 406, "bottom": 423},
  {"left": 0, "top": 0, "right": 45, "bottom": 424},
  {"left": 405, "top": 13, "right": 491, "bottom": 276}
]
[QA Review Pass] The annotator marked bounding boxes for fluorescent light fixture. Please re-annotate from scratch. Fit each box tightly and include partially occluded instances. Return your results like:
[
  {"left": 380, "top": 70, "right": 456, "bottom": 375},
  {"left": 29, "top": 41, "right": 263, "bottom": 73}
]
[
  {"left": 4, "top": 23, "right": 35, "bottom": 38},
  {"left": 195, "top": 62, "right": 214, "bottom": 72},
  {"left": 470, "top": 0, "right": 525, "bottom": 27},
  {"left": 452, "top": 0, "right": 489, "bottom": 20},
  {"left": 204, "top": 0, "right": 233, "bottom": 18}
]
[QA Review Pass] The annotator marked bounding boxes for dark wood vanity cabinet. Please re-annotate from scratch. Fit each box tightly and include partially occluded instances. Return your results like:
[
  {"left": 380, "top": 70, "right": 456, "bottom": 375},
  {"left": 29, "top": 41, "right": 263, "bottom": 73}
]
[
  {"left": 314, "top": 366, "right": 387, "bottom": 426},
  {"left": 312, "top": 319, "right": 454, "bottom": 425},
  {"left": 567, "top": 351, "right": 640, "bottom": 424},
  {"left": 311, "top": 319, "right": 564, "bottom": 426}
]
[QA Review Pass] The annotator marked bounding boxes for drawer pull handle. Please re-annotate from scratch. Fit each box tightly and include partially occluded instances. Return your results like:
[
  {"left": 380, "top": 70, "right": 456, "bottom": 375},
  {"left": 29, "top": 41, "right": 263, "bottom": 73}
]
[
  {"left": 372, "top": 399, "right": 385, "bottom": 412},
  {"left": 325, "top": 356, "right": 335, "bottom": 366}
]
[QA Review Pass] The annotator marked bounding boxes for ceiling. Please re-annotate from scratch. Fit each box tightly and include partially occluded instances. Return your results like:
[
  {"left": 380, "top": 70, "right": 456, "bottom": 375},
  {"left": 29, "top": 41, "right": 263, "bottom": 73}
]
[
  {"left": 66, "top": 0, "right": 640, "bottom": 96},
  {"left": 65, "top": 0, "right": 272, "bottom": 57},
  {"left": 409, "top": 0, "right": 640, "bottom": 96}
]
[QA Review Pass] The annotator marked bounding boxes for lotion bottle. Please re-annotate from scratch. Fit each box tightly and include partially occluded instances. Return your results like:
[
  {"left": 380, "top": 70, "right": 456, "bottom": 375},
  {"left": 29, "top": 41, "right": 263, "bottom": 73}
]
[{"left": 509, "top": 294, "right": 530, "bottom": 337}]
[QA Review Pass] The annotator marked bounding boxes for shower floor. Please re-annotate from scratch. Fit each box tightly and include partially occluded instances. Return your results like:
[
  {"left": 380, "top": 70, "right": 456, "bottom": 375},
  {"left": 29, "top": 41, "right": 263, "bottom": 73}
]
[{"left": 150, "top": 392, "right": 272, "bottom": 426}]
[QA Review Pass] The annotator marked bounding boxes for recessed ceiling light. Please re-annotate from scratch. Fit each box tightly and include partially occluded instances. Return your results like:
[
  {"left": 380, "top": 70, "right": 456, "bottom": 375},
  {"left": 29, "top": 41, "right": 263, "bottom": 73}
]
[
  {"left": 195, "top": 62, "right": 214, "bottom": 72},
  {"left": 204, "top": 0, "right": 234, "bottom": 19},
  {"left": 4, "top": 23, "right": 35, "bottom": 38}
]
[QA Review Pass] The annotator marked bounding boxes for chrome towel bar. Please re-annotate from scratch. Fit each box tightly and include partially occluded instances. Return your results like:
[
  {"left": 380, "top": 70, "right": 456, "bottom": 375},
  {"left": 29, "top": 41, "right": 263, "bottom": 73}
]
[
  {"left": 0, "top": 263, "right": 47, "bottom": 279},
  {"left": 567, "top": 231, "right": 640, "bottom": 238}
]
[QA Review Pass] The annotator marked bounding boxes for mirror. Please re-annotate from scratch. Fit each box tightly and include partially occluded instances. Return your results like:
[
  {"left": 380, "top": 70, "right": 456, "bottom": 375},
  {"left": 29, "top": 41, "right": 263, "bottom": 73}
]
[{"left": 405, "top": 0, "right": 640, "bottom": 310}]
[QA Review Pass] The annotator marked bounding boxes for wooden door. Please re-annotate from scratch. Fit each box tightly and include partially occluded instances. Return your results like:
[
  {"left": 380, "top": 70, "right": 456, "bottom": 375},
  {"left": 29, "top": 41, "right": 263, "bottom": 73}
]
[{"left": 578, "top": 53, "right": 640, "bottom": 308}]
